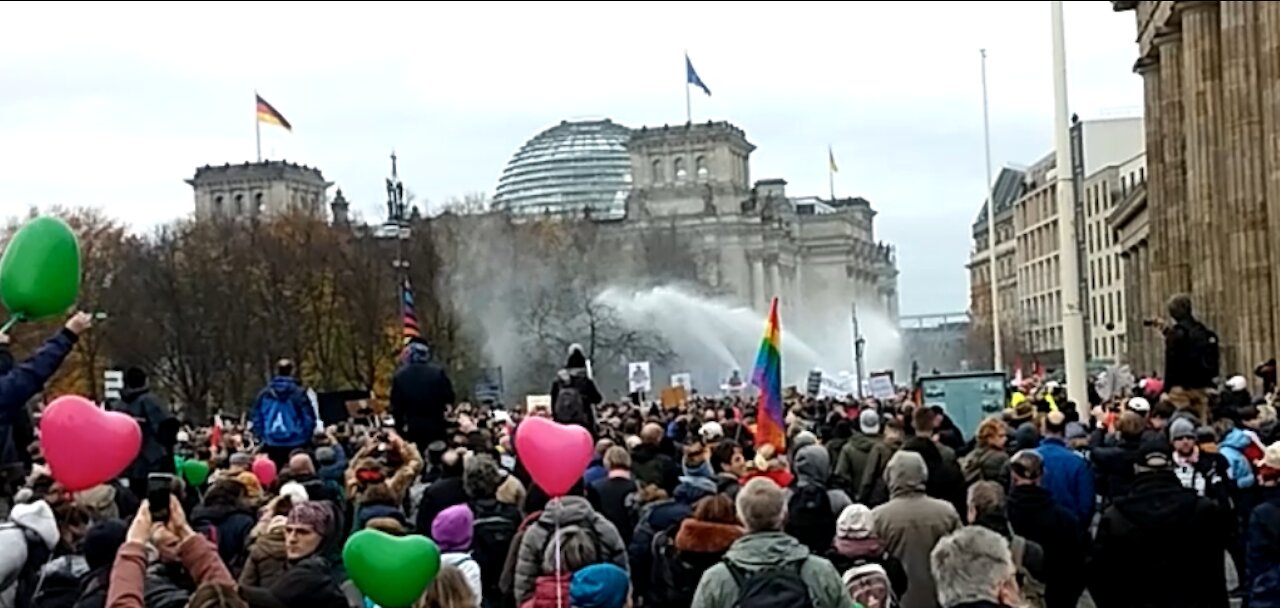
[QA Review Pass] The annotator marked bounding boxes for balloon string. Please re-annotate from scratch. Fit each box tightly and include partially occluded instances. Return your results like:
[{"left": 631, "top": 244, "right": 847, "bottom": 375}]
[
  {"left": 0, "top": 316, "right": 19, "bottom": 334},
  {"left": 554, "top": 502, "right": 563, "bottom": 608}
]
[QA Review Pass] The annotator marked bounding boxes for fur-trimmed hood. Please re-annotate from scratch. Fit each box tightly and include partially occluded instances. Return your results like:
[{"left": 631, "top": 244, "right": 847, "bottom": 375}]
[{"left": 674, "top": 518, "right": 744, "bottom": 554}]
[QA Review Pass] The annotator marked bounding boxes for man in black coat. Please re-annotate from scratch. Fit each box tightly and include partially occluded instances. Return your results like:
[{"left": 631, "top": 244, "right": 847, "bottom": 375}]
[
  {"left": 1161, "top": 293, "right": 1218, "bottom": 422},
  {"left": 390, "top": 341, "right": 456, "bottom": 452},
  {"left": 549, "top": 344, "right": 603, "bottom": 438},
  {"left": 1006, "top": 450, "right": 1088, "bottom": 608},
  {"left": 112, "top": 366, "right": 178, "bottom": 500},
  {"left": 1089, "top": 439, "right": 1229, "bottom": 608}
]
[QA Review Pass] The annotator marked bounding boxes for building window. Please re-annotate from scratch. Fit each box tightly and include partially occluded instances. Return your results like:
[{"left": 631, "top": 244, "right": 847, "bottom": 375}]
[
  {"left": 696, "top": 156, "right": 708, "bottom": 181},
  {"left": 214, "top": 195, "right": 224, "bottom": 213},
  {"left": 233, "top": 194, "right": 243, "bottom": 215},
  {"left": 253, "top": 192, "right": 264, "bottom": 215},
  {"left": 674, "top": 157, "right": 687, "bottom": 181},
  {"left": 651, "top": 158, "right": 663, "bottom": 184}
]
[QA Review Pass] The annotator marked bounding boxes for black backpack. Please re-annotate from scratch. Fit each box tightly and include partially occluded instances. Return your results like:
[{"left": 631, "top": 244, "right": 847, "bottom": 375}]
[
  {"left": 553, "top": 385, "right": 592, "bottom": 431},
  {"left": 1194, "top": 326, "right": 1221, "bottom": 382},
  {"left": 784, "top": 483, "right": 835, "bottom": 555},
  {"left": 471, "top": 506, "right": 518, "bottom": 601},
  {"left": 724, "top": 558, "right": 815, "bottom": 608}
]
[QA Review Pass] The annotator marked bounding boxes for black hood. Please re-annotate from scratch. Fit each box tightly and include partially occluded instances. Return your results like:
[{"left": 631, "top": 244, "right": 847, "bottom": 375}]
[{"left": 1113, "top": 471, "right": 1198, "bottom": 528}]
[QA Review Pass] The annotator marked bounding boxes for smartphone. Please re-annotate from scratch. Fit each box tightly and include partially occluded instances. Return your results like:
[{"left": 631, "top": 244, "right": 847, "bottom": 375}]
[{"left": 147, "top": 473, "right": 174, "bottom": 522}]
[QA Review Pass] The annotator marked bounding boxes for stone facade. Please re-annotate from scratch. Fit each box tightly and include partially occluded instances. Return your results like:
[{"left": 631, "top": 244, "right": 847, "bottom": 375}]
[
  {"left": 1113, "top": 0, "right": 1280, "bottom": 383},
  {"left": 619, "top": 122, "right": 899, "bottom": 320},
  {"left": 188, "top": 161, "right": 332, "bottom": 220}
]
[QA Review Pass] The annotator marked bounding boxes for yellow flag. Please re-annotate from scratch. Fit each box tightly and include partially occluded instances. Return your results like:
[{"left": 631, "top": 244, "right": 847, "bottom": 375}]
[{"left": 828, "top": 146, "right": 839, "bottom": 173}]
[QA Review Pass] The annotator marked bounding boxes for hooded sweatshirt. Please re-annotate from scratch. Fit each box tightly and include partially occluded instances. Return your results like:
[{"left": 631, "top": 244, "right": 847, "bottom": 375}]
[
  {"left": 792, "top": 445, "right": 853, "bottom": 515},
  {"left": 689, "top": 532, "right": 852, "bottom": 608},
  {"left": 0, "top": 501, "right": 60, "bottom": 608}
]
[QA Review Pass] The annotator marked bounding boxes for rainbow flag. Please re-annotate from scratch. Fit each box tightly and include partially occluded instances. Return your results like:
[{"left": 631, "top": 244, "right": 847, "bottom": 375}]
[
  {"left": 751, "top": 297, "right": 785, "bottom": 451},
  {"left": 401, "top": 278, "right": 421, "bottom": 346}
]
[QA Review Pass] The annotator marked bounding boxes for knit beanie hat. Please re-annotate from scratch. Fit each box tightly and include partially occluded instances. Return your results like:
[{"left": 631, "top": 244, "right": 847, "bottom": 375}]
[
  {"left": 83, "top": 519, "right": 128, "bottom": 570},
  {"left": 570, "top": 563, "right": 630, "bottom": 608},
  {"left": 288, "top": 501, "right": 333, "bottom": 538},
  {"left": 1169, "top": 417, "right": 1197, "bottom": 441},
  {"left": 836, "top": 504, "right": 874, "bottom": 540},
  {"left": 431, "top": 503, "right": 475, "bottom": 552}
]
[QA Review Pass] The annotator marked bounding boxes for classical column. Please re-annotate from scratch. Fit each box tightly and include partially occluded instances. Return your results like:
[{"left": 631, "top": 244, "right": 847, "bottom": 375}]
[
  {"left": 1156, "top": 28, "right": 1191, "bottom": 301},
  {"left": 1260, "top": 1, "right": 1280, "bottom": 364},
  {"left": 750, "top": 256, "right": 767, "bottom": 311},
  {"left": 1182, "top": 1, "right": 1229, "bottom": 364},
  {"left": 1136, "top": 55, "right": 1165, "bottom": 320},
  {"left": 1222, "top": 1, "right": 1274, "bottom": 381}
]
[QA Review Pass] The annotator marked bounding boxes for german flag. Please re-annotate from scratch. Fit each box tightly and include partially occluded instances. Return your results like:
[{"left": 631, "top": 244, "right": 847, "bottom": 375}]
[{"left": 255, "top": 94, "right": 292, "bottom": 131}]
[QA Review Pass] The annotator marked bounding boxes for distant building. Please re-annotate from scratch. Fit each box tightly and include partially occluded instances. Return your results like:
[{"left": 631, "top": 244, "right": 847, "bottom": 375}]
[
  {"left": 188, "top": 161, "right": 332, "bottom": 220},
  {"left": 968, "top": 118, "right": 1144, "bottom": 370},
  {"left": 900, "top": 312, "right": 972, "bottom": 375},
  {"left": 494, "top": 119, "right": 900, "bottom": 320}
]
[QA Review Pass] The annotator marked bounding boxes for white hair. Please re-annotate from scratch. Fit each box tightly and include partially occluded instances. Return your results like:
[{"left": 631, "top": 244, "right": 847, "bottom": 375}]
[
  {"left": 736, "top": 477, "right": 786, "bottom": 533},
  {"left": 930, "top": 526, "right": 1016, "bottom": 607}
]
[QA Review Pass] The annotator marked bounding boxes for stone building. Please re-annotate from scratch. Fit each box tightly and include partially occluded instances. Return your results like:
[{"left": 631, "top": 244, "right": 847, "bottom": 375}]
[
  {"left": 1112, "top": 1, "right": 1280, "bottom": 382},
  {"left": 188, "top": 160, "right": 333, "bottom": 220},
  {"left": 493, "top": 119, "right": 900, "bottom": 320},
  {"left": 968, "top": 118, "right": 1143, "bottom": 371}
]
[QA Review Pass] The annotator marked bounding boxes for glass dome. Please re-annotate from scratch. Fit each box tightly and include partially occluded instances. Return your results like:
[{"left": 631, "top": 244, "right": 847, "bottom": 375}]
[{"left": 493, "top": 119, "right": 633, "bottom": 219}]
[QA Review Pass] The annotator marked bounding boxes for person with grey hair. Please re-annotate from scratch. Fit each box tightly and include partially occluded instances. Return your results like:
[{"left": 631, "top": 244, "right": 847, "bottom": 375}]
[
  {"left": 691, "top": 477, "right": 853, "bottom": 608},
  {"left": 929, "top": 526, "right": 1022, "bottom": 607},
  {"left": 871, "top": 450, "right": 961, "bottom": 608}
]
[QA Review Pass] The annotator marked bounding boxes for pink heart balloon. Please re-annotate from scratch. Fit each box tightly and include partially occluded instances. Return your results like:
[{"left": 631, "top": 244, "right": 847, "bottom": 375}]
[
  {"left": 514, "top": 416, "right": 593, "bottom": 497},
  {"left": 40, "top": 395, "right": 141, "bottom": 492},
  {"left": 252, "top": 457, "right": 277, "bottom": 487}
]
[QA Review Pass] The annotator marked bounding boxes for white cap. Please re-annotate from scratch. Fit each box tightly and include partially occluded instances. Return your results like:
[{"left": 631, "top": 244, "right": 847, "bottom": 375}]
[
  {"left": 699, "top": 421, "right": 724, "bottom": 441},
  {"left": 1227, "top": 375, "right": 1248, "bottom": 392},
  {"left": 1127, "top": 397, "right": 1151, "bottom": 413}
]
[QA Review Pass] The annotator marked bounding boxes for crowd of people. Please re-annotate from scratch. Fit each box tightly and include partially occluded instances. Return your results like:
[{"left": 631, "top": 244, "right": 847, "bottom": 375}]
[{"left": 0, "top": 295, "right": 1277, "bottom": 608}]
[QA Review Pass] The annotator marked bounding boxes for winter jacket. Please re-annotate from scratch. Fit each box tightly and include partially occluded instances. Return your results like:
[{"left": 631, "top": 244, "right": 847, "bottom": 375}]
[
  {"left": 1220, "top": 427, "right": 1262, "bottom": 490},
  {"left": 630, "top": 443, "right": 679, "bottom": 494},
  {"left": 513, "top": 496, "right": 627, "bottom": 603},
  {"left": 188, "top": 503, "right": 256, "bottom": 571},
  {"left": 1247, "top": 487, "right": 1280, "bottom": 608},
  {"left": 870, "top": 451, "right": 961, "bottom": 608},
  {"left": 250, "top": 376, "right": 316, "bottom": 448},
  {"left": 834, "top": 433, "right": 880, "bottom": 496},
  {"left": 1088, "top": 471, "right": 1229, "bottom": 608},
  {"left": 238, "top": 553, "right": 348, "bottom": 608},
  {"left": 106, "top": 535, "right": 232, "bottom": 608},
  {"left": 239, "top": 524, "right": 287, "bottom": 588},
  {"left": 591, "top": 473, "right": 637, "bottom": 547},
  {"left": 826, "top": 534, "right": 909, "bottom": 599},
  {"left": 791, "top": 444, "right": 854, "bottom": 516},
  {"left": 111, "top": 385, "right": 177, "bottom": 481},
  {"left": 520, "top": 573, "right": 570, "bottom": 608},
  {"left": 690, "top": 531, "right": 853, "bottom": 608},
  {"left": 1006, "top": 484, "right": 1087, "bottom": 608},
  {"left": 390, "top": 358, "right": 456, "bottom": 446},
  {"left": 441, "top": 552, "right": 482, "bottom": 607},
  {"left": 0, "top": 329, "right": 77, "bottom": 426},
  {"left": 857, "top": 435, "right": 902, "bottom": 507},
  {"left": 550, "top": 368, "right": 603, "bottom": 439},
  {"left": 650, "top": 518, "right": 743, "bottom": 608},
  {"left": 0, "top": 501, "right": 59, "bottom": 608},
  {"left": 961, "top": 446, "right": 1010, "bottom": 488},
  {"left": 1036, "top": 437, "right": 1094, "bottom": 525}
]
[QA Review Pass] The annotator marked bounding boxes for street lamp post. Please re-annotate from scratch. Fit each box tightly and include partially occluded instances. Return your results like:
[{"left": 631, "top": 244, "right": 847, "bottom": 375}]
[{"left": 852, "top": 302, "right": 866, "bottom": 398}]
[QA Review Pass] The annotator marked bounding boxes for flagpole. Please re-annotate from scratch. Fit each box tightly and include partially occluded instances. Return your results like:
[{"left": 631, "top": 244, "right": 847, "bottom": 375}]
[
  {"left": 254, "top": 92, "right": 262, "bottom": 163},
  {"left": 828, "top": 148, "right": 836, "bottom": 200},
  {"left": 685, "top": 82, "right": 692, "bottom": 124},
  {"left": 981, "top": 49, "right": 1002, "bottom": 373}
]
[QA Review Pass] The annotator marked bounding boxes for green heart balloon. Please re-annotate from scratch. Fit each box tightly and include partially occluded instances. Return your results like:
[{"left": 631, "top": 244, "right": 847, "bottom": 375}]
[
  {"left": 343, "top": 530, "right": 441, "bottom": 608},
  {"left": 181, "top": 460, "right": 210, "bottom": 487},
  {"left": 0, "top": 216, "right": 81, "bottom": 321}
]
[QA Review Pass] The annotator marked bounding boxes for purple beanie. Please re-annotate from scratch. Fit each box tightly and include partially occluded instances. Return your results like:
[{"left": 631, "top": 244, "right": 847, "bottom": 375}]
[
  {"left": 431, "top": 504, "right": 475, "bottom": 552},
  {"left": 288, "top": 501, "right": 334, "bottom": 538}
]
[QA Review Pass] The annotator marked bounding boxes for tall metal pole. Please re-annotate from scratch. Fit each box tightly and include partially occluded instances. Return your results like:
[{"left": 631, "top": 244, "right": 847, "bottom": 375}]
[
  {"left": 1050, "top": 0, "right": 1089, "bottom": 419},
  {"left": 981, "top": 48, "right": 1003, "bottom": 373},
  {"left": 852, "top": 302, "right": 866, "bottom": 399}
]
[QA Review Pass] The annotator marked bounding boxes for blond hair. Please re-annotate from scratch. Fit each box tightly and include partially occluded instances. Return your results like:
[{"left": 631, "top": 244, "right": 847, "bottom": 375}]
[{"left": 416, "top": 564, "right": 476, "bottom": 608}]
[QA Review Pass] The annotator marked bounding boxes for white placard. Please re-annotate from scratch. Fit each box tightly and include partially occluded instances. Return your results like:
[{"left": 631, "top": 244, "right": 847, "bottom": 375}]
[
  {"left": 628, "top": 361, "right": 652, "bottom": 394},
  {"left": 868, "top": 374, "right": 896, "bottom": 401}
]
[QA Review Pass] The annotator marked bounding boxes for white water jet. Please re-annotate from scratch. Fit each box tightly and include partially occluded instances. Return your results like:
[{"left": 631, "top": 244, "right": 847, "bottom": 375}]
[{"left": 595, "top": 285, "right": 900, "bottom": 392}]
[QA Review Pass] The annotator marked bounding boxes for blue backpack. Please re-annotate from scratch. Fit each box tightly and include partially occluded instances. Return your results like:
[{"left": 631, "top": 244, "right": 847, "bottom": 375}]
[{"left": 259, "top": 389, "right": 305, "bottom": 446}]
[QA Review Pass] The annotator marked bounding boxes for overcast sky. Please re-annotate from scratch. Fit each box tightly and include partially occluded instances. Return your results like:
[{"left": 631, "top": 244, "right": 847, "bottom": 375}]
[{"left": 0, "top": 1, "right": 1142, "bottom": 315}]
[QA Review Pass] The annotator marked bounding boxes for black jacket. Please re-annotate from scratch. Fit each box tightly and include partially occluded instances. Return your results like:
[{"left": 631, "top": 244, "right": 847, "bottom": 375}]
[
  {"left": 390, "top": 361, "right": 455, "bottom": 445},
  {"left": 1164, "top": 317, "right": 1218, "bottom": 390},
  {"left": 1007, "top": 484, "right": 1088, "bottom": 608},
  {"left": 1088, "top": 471, "right": 1229, "bottom": 608},
  {"left": 112, "top": 385, "right": 178, "bottom": 480},
  {"left": 239, "top": 555, "right": 348, "bottom": 608}
]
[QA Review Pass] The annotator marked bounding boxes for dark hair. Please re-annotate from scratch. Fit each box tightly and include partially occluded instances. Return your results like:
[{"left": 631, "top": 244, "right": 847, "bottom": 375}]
[
  {"left": 203, "top": 480, "right": 247, "bottom": 508},
  {"left": 276, "top": 359, "right": 295, "bottom": 377},
  {"left": 1241, "top": 405, "right": 1261, "bottom": 423},
  {"left": 123, "top": 367, "right": 147, "bottom": 390},
  {"left": 711, "top": 440, "right": 741, "bottom": 474},
  {"left": 1151, "top": 401, "right": 1176, "bottom": 421},
  {"left": 912, "top": 407, "right": 935, "bottom": 434}
]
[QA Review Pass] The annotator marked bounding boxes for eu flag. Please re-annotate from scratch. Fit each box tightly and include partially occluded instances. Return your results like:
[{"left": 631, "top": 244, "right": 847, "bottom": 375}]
[{"left": 686, "top": 54, "right": 711, "bottom": 97}]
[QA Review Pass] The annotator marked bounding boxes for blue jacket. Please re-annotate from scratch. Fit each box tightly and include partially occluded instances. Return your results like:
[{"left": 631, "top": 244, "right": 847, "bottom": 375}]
[
  {"left": 1037, "top": 436, "right": 1094, "bottom": 525},
  {"left": 0, "top": 329, "right": 77, "bottom": 425},
  {"left": 251, "top": 376, "right": 316, "bottom": 448},
  {"left": 1220, "top": 427, "right": 1258, "bottom": 489}
]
